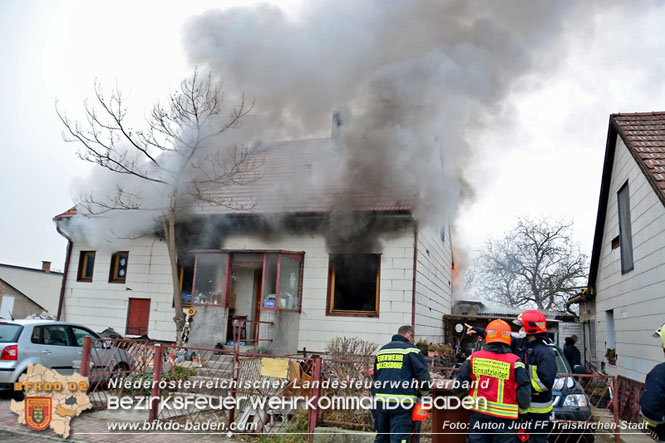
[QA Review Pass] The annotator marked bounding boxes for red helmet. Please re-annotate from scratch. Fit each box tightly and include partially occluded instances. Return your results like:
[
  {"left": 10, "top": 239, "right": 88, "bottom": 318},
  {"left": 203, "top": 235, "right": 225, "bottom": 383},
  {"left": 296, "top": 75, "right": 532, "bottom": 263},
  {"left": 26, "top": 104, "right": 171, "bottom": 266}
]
[{"left": 514, "top": 310, "right": 547, "bottom": 335}]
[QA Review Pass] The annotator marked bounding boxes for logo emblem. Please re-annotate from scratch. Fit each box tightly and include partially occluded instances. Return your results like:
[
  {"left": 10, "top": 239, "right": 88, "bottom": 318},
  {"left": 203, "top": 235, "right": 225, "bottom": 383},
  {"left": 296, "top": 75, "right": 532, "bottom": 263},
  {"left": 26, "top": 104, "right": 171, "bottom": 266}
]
[{"left": 25, "top": 397, "right": 52, "bottom": 431}]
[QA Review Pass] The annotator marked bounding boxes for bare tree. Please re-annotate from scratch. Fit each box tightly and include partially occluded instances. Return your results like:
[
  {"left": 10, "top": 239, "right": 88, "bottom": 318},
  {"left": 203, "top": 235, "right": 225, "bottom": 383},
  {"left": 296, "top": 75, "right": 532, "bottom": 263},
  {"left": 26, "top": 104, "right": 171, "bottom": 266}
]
[
  {"left": 56, "top": 71, "right": 258, "bottom": 343},
  {"left": 474, "top": 217, "right": 588, "bottom": 311}
]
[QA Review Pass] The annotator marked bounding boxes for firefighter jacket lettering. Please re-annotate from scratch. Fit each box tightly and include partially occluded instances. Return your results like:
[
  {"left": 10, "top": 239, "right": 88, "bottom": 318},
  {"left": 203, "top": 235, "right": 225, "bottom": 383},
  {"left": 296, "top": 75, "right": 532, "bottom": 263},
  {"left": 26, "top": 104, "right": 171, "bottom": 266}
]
[
  {"left": 456, "top": 342, "right": 531, "bottom": 419},
  {"left": 472, "top": 328, "right": 557, "bottom": 415},
  {"left": 372, "top": 334, "right": 431, "bottom": 406}
]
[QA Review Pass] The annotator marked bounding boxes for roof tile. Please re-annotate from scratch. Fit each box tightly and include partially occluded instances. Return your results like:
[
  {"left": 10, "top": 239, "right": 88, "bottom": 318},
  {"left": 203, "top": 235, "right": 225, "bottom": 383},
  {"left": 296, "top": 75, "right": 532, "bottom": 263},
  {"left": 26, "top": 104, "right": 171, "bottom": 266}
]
[{"left": 612, "top": 112, "right": 665, "bottom": 197}]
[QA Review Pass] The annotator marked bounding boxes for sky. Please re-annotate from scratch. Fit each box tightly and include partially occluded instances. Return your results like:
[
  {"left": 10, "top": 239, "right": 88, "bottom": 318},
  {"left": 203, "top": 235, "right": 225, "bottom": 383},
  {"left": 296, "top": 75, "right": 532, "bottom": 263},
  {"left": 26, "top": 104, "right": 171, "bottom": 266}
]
[{"left": 1, "top": 0, "right": 665, "bottom": 275}]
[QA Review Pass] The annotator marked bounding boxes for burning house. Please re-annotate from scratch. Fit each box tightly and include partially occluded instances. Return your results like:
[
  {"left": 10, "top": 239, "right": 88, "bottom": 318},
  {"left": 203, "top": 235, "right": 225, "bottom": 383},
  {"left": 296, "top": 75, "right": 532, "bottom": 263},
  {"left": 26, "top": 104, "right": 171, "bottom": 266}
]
[{"left": 54, "top": 119, "right": 454, "bottom": 354}]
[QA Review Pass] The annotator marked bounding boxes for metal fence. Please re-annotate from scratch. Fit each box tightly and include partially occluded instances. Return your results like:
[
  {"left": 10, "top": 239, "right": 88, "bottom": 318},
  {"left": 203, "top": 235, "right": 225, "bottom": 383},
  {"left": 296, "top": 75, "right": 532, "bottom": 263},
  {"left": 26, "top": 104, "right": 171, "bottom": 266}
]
[{"left": 80, "top": 339, "right": 656, "bottom": 442}]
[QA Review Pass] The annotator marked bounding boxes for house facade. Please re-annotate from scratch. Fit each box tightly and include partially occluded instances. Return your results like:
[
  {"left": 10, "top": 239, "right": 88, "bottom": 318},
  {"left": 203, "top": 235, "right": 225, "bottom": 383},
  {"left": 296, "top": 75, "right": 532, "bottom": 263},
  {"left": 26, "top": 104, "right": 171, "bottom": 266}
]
[
  {"left": 0, "top": 262, "right": 61, "bottom": 318},
  {"left": 55, "top": 137, "right": 454, "bottom": 354},
  {"left": 573, "top": 112, "right": 665, "bottom": 382}
]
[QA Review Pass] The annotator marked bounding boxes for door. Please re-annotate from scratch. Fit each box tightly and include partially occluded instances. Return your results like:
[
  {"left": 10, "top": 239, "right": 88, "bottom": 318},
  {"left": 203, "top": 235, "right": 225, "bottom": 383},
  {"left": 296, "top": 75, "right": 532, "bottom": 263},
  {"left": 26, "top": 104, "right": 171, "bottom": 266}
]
[
  {"left": 126, "top": 298, "right": 150, "bottom": 335},
  {"left": 35, "top": 325, "right": 79, "bottom": 375}
]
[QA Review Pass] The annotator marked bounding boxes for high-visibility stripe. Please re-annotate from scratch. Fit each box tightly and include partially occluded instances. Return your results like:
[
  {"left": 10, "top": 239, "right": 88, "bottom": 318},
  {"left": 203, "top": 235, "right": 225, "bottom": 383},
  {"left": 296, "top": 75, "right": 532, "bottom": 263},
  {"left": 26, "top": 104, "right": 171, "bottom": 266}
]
[
  {"left": 471, "top": 399, "right": 519, "bottom": 419},
  {"left": 528, "top": 400, "right": 553, "bottom": 414},
  {"left": 530, "top": 365, "right": 548, "bottom": 393},
  {"left": 514, "top": 361, "right": 525, "bottom": 369},
  {"left": 377, "top": 348, "right": 421, "bottom": 355},
  {"left": 497, "top": 379, "right": 504, "bottom": 404},
  {"left": 640, "top": 410, "right": 665, "bottom": 427}
]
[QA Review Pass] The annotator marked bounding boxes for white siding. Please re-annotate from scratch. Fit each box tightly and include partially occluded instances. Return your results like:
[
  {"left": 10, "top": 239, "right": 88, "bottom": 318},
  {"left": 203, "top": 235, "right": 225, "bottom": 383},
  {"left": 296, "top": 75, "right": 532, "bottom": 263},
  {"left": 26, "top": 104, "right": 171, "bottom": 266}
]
[
  {"left": 594, "top": 136, "right": 665, "bottom": 381},
  {"left": 62, "top": 237, "right": 176, "bottom": 341},
  {"left": 62, "top": 218, "right": 454, "bottom": 351},
  {"left": 414, "top": 224, "right": 453, "bottom": 342}
]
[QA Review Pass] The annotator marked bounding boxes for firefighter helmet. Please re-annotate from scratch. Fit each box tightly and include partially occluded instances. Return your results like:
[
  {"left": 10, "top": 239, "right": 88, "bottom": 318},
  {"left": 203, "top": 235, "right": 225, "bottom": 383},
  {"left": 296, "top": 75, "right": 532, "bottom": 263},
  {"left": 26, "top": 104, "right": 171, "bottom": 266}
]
[
  {"left": 653, "top": 323, "right": 665, "bottom": 346},
  {"left": 486, "top": 319, "right": 512, "bottom": 345},
  {"left": 513, "top": 310, "right": 547, "bottom": 335}
]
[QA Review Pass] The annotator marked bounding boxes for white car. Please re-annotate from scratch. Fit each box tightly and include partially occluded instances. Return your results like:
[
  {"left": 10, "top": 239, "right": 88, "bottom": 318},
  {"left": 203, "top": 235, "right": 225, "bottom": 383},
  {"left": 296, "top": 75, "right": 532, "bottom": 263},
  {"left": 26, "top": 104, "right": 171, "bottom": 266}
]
[{"left": 0, "top": 319, "right": 132, "bottom": 394}]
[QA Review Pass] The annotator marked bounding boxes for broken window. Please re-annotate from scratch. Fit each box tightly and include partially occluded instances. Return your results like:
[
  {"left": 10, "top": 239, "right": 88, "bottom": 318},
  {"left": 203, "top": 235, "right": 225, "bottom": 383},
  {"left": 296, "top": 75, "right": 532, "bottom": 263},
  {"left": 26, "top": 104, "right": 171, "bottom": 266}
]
[
  {"left": 77, "top": 251, "right": 95, "bottom": 282},
  {"left": 109, "top": 251, "right": 129, "bottom": 283},
  {"left": 192, "top": 252, "right": 229, "bottom": 305},
  {"left": 327, "top": 254, "right": 380, "bottom": 316},
  {"left": 179, "top": 255, "right": 195, "bottom": 306}
]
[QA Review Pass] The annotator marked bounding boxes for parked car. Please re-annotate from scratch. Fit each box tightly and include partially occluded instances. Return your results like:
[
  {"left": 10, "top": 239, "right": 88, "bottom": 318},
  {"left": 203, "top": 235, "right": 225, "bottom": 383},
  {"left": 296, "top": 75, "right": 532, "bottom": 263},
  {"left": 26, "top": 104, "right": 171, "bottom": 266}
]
[{"left": 0, "top": 320, "right": 133, "bottom": 396}]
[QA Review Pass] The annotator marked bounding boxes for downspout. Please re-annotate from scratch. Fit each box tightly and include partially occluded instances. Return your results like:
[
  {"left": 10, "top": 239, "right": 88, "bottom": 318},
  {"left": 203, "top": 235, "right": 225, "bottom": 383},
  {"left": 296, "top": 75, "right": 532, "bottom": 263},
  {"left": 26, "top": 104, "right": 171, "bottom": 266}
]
[
  {"left": 56, "top": 224, "right": 73, "bottom": 321},
  {"left": 411, "top": 220, "right": 418, "bottom": 330}
]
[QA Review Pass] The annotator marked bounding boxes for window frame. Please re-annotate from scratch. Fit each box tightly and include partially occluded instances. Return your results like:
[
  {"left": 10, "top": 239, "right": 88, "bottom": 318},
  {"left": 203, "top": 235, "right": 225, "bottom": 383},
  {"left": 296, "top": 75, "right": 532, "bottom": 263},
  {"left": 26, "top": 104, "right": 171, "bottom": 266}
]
[
  {"left": 259, "top": 252, "right": 304, "bottom": 313},
  {"left": 326, "top": 253, "right": 381, "bottom": 318},
  {"left": 186, "top": 249, "right": 305, "bottom": 313},
  {"left": 617, "top": 181, "right": 634, "bottom": 274},
  {"left": 109, "top": 251, "right": 129, "bottom": 283},
  {"left": 77, "top": 251, "right": 96, "bottom": 282}
]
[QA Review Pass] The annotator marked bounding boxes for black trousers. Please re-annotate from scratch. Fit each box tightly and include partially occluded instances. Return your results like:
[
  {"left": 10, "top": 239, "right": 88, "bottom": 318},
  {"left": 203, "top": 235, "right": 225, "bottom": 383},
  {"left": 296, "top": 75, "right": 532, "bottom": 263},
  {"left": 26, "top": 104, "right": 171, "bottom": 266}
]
[
  {"left": 374, "top": 408, "right": 413, "bottom": 443},
  {"left": 518, "top": 412, "right": 551, "bottom": 443},
  {"left": 467, "top": 411, "right": 519, "bottom": 443}
]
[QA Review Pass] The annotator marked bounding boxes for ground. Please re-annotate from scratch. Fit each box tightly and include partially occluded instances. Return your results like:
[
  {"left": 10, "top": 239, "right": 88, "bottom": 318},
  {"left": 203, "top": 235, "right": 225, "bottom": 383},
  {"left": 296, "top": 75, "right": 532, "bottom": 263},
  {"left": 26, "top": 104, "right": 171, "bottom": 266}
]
[{"left": 0, "top": 391, "right": 236, "bottom": 442}]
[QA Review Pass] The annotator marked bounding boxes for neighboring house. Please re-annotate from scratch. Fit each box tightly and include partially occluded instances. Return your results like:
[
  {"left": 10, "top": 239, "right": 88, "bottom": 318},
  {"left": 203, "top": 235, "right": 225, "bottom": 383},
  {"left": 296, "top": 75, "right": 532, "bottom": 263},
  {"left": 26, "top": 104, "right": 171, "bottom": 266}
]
[
  {"left": 55, "top": 129, "right": 454, "bottom": 353},
  {"left": 0, "top": 262, "right": 61, "bottom": 319},
  {"left": 570, "top": 112, "right": 665, "bottom": 382}
]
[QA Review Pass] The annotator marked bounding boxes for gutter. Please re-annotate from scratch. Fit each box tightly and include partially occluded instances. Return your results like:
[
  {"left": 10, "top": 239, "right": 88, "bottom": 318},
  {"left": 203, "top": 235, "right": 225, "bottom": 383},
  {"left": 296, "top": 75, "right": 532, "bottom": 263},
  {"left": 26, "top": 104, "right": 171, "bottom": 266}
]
[
  {"left": 411, "top": 220, "right": 418, "bottom": 330},
  {"left": 55, "top": 224, "right": 73, "bottom": 321}
]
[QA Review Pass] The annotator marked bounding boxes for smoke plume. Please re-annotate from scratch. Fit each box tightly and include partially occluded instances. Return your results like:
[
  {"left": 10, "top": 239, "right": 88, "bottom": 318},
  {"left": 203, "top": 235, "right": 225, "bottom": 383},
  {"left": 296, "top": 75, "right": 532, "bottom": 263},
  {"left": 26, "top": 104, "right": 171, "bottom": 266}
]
[{"left": 183, "top": 0, "right": 575, "bottom": 229}]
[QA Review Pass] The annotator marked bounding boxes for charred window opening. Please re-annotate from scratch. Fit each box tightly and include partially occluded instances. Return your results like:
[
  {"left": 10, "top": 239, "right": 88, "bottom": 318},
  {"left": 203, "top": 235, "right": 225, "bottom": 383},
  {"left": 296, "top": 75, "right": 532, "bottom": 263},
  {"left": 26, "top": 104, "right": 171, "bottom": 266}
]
[
  {"left": 179, "top": 255, "right": 195, "bottom": 306},
  {"left": 327, "top": 254, "right": 380, "bottom": 316}
]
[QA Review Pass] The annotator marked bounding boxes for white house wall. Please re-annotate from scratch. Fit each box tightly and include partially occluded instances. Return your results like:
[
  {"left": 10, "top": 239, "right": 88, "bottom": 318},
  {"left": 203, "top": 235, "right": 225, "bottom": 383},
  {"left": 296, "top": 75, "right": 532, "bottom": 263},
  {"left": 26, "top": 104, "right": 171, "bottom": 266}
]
[
  {"left": 221, "top": 223, "right": 419, "bottom": 352},
  {"left": 414, "top": 224, "right": 453, "bottom": 343},
  {"left": 594, "top": 136, "right": 665, "bottom": 381},
  {"left": 61, "top": 237, "right": 176, "bottom": 341}
]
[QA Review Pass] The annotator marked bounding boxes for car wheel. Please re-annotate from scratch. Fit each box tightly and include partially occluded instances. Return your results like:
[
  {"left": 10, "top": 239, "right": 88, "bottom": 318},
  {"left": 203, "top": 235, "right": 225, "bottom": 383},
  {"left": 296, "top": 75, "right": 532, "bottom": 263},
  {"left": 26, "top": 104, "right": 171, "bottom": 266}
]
[{"left": 11, "top": 372, "right": 27, "bottom": 401}]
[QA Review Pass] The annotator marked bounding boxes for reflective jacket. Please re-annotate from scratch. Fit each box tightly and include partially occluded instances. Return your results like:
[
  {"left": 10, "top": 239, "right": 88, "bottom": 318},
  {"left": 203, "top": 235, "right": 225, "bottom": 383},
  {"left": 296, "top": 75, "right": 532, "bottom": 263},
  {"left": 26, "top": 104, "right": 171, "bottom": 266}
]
[
  {"left": 473, "top": 328, "right": 557, "bottom": 414},
  {"left": 640, "top": 362, "right": 665, "bottom": 431},
  {"left": 456, "top": 342, "right": 531, "bottom": 419},
  {"left": 372, "top": 334, "right": 431, "bottom": 406}
]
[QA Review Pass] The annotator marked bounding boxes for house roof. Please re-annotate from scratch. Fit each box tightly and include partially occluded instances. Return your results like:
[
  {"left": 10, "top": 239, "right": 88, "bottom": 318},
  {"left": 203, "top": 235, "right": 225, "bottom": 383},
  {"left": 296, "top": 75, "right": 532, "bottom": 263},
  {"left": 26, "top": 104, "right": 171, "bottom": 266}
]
[
  {"left": 194, "top": 137, "right": 415, "bottom": 215},
  {"left": 55, "top": 137, "right": 416, "bottom": 220},
  {"left": 54, "top": 207, "right": 77, "bottom": 219},
  {"left": 587, "top": 112, "right": 665, "bottom": 290}
]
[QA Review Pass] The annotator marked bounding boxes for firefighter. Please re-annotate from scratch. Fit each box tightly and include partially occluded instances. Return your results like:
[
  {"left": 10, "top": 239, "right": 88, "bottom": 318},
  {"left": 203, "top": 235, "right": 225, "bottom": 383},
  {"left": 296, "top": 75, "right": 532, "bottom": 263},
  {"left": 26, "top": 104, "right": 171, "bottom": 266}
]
[
  {"left": 640, "top": 323, "right": 665, "bottom": 442},
  {"left": 456, "top": 319, "right": 531, "bottom": 443},
  {"left": 466, "top": 310, "right": 557, "bottom": 443},
  {"left": 373, "top": 325, "right": 431, "bottom": 443}
]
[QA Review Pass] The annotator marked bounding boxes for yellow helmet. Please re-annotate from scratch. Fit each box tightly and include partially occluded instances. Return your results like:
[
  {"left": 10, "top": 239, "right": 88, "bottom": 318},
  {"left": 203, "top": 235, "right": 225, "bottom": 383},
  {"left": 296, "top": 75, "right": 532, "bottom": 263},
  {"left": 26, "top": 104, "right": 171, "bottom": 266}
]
[{"left": 653, "top": 323, "right": 665, "bottom": 346}]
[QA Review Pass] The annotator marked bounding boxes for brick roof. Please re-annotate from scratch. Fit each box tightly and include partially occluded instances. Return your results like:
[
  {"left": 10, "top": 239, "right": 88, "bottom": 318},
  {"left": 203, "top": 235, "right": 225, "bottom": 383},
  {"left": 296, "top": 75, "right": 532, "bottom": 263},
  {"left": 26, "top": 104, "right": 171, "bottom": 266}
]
[
  {"left": 612, "top": 112, "right": 665, "bottom": 197},
  {"left": 54, "top": 207, "right": 77, "bottom": 219}
]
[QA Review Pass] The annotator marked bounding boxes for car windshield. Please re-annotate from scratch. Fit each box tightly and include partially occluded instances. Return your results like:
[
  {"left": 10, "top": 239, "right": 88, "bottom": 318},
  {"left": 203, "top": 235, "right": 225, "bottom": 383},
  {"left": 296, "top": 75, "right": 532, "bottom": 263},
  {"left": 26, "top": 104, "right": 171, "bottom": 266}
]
[
  {"left": 0, "top": 323, "right": 23, "bottom": 342},
  {"left": 551, "top": 346, "right": 571, "bottom": 374}
]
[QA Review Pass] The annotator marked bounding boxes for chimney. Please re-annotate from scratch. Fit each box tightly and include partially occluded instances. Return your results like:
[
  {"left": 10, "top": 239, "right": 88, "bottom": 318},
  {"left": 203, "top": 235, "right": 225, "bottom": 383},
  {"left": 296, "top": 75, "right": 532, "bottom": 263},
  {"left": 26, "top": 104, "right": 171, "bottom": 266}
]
[
  {"left": 42, "top": 261, "right": 51, "bottom": 273},
  {"left": 331, "top": 109, "right": 350, "bottom": 138}
]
